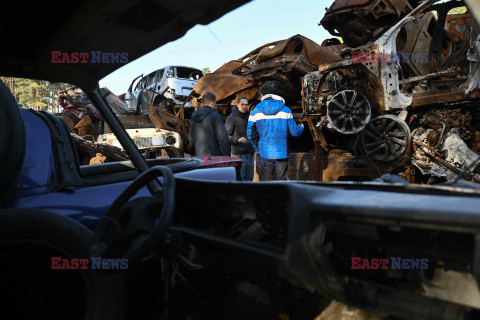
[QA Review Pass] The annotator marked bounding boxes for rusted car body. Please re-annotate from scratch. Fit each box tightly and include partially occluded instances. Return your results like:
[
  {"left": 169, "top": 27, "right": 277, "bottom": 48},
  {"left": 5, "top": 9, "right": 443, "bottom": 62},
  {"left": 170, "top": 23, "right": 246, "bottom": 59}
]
[
  {"left": 304, "top": 0, "right": 480, "bottom": 183},
  {"left": 124, "top": 66, "right": 203, "bottom": 115},
  {"left": 98, "top": 128, "right": 184, "bottom": 159},
  {"left": 320, "top": 0, "right": 420, "bottom": 46},
  {"left": 190, "top": 34, "right": 382, "bottom": 181},
  {"left": 58, "top": 86, "right": 186, "bottom": 163},
  {"left": 191, "top": 34, "right": 345, "bottom": 114},
  {"left": 445, "top": 11, "right": 472, "bottom": 41},
  {"left": 188, "top": 0, "right": 480, "bottom": 184},
  {"left": 59, "top": 86, "right": 144, "bottom": 140}
]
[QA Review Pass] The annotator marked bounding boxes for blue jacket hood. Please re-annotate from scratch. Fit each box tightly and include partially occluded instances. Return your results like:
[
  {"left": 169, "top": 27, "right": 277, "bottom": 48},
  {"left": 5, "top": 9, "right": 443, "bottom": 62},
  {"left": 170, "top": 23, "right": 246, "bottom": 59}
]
[{"left": 259, "top": 99, "right": 285, "bottom": 115}]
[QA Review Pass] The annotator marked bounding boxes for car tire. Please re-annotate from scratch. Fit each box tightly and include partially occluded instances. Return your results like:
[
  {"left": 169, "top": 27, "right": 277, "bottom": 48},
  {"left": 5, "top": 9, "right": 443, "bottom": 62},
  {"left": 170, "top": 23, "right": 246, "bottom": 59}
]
[
  {"left": 0, "top": 80, "right": 26, "bottom": 204},
  {"left": 0, "top": 208, "right": 126, "bottom": 320}
]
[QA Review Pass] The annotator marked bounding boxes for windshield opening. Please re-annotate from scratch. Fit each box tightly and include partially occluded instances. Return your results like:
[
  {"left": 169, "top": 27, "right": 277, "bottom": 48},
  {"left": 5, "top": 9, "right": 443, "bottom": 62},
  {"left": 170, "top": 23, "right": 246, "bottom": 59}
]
[{"left": 175, "top": 67, "right": 203, "bottom": 80}]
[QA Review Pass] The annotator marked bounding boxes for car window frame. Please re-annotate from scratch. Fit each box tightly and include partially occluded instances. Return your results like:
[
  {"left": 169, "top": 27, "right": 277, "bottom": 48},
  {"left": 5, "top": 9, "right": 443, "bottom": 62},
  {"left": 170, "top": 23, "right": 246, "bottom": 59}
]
[
  {"left": 157, "top": 68, "right": 165, "bottom": 82},
  {"left": 134, "top": 76, "right": 146, "bottom": 91},
  {"left": 145, "top": 71, "right": 158, "bottom": 87},
  {"left": 174, "top": 67, "right": 204, "bottom": 80}
]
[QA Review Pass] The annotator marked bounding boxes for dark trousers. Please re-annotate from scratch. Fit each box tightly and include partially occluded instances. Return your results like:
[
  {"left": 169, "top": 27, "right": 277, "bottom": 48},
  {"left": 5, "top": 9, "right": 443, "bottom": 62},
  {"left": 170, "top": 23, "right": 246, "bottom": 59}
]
[
  {"left": 258, "top": 156, "right": 288, "bottom": 181},
  {"left": 233, "top": 153, "right": 255, "bottom": 181}
]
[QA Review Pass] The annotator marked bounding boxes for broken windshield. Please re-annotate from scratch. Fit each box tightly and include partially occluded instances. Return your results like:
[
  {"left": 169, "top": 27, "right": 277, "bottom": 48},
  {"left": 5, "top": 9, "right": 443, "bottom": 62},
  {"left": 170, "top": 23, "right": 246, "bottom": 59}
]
[{"left": 175, "top": 67, "right": 203, "bottom": 80}]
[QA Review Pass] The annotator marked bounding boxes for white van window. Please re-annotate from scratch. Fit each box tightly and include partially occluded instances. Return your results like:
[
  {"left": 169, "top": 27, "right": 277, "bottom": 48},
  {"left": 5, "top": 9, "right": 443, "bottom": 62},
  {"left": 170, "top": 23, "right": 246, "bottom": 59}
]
[
  {"left": 175, "top": 67, "right": 203, "bottom": 80},
  {"left": 145, "top": 71, "right": 157, "bottom": 87},
  {"left": 134, "top": 77, "right": 146, "bottom": 91},
  {"left": 157, "top": 69, "right": 165, "bottom": 81}
]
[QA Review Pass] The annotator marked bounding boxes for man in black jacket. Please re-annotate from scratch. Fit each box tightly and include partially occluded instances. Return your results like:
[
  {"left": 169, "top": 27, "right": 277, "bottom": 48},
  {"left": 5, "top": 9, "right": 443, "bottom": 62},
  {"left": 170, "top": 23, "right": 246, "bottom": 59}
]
[
  {"left": 225, "top": 97, "right": 254, "bottom": 181},
  {"left": 189, "top": 92, "right": 230, "bottom": 157}
]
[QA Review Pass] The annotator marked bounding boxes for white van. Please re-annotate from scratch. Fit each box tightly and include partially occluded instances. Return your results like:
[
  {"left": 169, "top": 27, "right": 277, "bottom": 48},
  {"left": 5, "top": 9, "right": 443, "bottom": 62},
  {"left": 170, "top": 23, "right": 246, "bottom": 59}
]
[{"left": 124, "top": 65, "right": 203, "bottom": 114}]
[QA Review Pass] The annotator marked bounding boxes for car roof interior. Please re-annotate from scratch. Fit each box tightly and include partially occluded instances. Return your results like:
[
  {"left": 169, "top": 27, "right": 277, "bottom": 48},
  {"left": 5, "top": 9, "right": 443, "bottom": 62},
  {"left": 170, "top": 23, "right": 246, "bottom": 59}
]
[{"left": 0, "top": 0, "right": 249, "bottom": 87}]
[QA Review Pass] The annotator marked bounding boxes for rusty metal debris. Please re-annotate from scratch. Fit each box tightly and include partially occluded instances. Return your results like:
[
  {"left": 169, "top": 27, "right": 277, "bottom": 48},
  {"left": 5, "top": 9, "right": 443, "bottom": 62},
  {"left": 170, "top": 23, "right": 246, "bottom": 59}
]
[
  {"left": 298, "top": 1, "right": 480, "bottom": 184},
  {"left": 315, "top": 300, "right": 383, "bottom": 320},
  {"left": 188, "top": 35, "right": 382, "bottom": 180},
  {"left": 320, "top": 0, "right": 421, "bottom": 47},
  {"left": 57, "top": 86, "right": 186, "bottom": 163},
  {"left": 89, "top": 153, "right": 107, "bottom": 165},
  {"left": 53, "top": 0, "right": 480, "bottom": 185},
  {"left": 180, "top": 0, "right": 480, "bottom": 185},
  {"left": 191, "top": 34, "right": 345, "bottom": 115},
  {"left": 412, "top": 137, "right": 480, "bottom": 183},
  {"left": 70, "top": 133, "right": 128, "bottom": 165}
]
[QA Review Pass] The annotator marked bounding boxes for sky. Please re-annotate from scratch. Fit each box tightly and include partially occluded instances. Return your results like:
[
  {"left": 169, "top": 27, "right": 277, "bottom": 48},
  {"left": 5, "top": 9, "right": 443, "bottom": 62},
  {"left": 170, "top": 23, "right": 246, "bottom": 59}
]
[{"left": 99, "top": 0, "right": 333, "bottom": 95}]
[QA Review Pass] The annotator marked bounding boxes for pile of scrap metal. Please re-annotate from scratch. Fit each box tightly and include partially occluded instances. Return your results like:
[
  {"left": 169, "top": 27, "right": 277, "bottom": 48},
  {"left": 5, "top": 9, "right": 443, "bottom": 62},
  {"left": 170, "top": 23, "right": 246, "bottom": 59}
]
[
  {"left": 58, "top": 86, "right": 129, "bottom": 164},
  {"left": 189, "top": 0, "right": 480, "bottom": 184},
  {"left": 303, "top": 0, "right": 480, "bottom": 184},
  {"left": 58, "top": 86, "right": 185, "bottom": 164},
  {"left": 188, "top": 34, "right": 374, "bottom": 181},
  {"left": 320, "top": 0, "right": 422, "bottom": 47},
  {"left": 190, "top": 34, "right": 346, "bottom": 115},
  {"left": 59, "top": 86, "right": 129, "bottom": 140},
  {"left": 70, "top": 133, "right": 128, "bottom": 165}
]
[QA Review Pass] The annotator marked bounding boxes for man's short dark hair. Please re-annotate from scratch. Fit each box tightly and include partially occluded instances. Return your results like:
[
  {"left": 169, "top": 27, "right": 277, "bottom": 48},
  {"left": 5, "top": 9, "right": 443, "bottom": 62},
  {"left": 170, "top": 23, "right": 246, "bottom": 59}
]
[
  {"left": 237, "top": 97, "right": 248, "bottom": 104},
  {"left": 202, "top": 92, "right": 216, "bottom": 105},
  {"left": 259, "top": 81, "right": 276, "bottom": 96}
]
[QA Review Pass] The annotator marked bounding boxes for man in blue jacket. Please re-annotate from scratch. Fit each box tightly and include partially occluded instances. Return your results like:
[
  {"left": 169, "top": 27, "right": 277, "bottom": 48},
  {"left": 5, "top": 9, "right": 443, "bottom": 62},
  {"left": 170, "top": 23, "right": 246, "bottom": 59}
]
[{"left": 247, "top": 81, "right": 304, "bottom": 181}]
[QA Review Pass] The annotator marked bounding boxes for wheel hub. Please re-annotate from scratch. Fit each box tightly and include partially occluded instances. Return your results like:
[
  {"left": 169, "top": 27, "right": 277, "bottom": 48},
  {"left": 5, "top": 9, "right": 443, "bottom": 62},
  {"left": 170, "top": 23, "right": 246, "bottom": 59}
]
[
  {"left": 362, "top": 115, "right": 411, "bottom": 162},
  {"left": 327, "top": 90, "right": 371, "bottom": 135}
]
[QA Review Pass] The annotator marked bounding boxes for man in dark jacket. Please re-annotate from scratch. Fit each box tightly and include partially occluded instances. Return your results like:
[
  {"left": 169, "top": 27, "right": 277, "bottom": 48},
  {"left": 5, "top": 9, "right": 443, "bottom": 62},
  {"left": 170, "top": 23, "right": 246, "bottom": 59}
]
[
  {"left": 189, "top": 92, "right": 230, "bottom": 157},
  {"left": 247, "top": 81, "right": 304, "bottom": 181},
  {"left": 225, "top": 97, "right": 255, "bottom": 181}
]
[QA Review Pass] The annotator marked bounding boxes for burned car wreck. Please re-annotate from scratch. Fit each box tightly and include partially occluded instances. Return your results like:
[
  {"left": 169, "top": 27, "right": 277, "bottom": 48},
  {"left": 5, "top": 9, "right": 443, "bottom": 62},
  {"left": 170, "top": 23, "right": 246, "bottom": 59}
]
[
  {"left": 124, "top": 65, "right": 203, "bottom": 114},
  {"left": 320, "top": 0, "right": 422, "bottom": 46},
  {"left": 188, "top": 35, "right": 380, "bottom": 181},
  {"left": 304, "top": 0, "right": 480, "bottom": 184},
  {"left": 189, "top": 0, "right": 480, "bottom": 185},
  {"left": 58, "top": 86, "right": 185, "bottom": 163},
  {"left": 2, "top": 0, "right": 480, "bottom": 320},
  {"left": 191, "top": 34, "right": 345, "bottom": 113}
]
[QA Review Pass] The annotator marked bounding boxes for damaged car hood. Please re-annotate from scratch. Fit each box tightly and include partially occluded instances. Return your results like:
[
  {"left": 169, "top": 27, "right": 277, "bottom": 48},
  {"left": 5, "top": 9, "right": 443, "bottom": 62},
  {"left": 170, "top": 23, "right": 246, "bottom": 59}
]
[{"left": 191, "top": 34, "right": 345, "bottom": 107}]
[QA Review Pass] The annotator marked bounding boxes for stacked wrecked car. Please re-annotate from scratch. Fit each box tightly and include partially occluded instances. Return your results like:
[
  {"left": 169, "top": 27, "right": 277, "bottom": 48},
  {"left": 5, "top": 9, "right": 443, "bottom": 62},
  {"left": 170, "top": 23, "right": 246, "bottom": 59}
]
[
  {"left": 190, "top": 0, "right": 480, "bottom": 184},
  {"left": 58, "top": 86, "right": 185, "bottom": 164},
  {"left": 53, "top": 0, "right": 480, "bottom": 185},
  {"left": 305, "top": 0, "right": 480, "bottom": 184}
]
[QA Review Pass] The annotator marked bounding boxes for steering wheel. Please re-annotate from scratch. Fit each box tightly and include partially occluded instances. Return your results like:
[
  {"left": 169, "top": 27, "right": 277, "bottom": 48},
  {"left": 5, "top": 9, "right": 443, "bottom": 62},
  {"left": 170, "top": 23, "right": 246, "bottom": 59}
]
[{"left": 90, "top": 166, "right": 175, "bottom": 267}]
